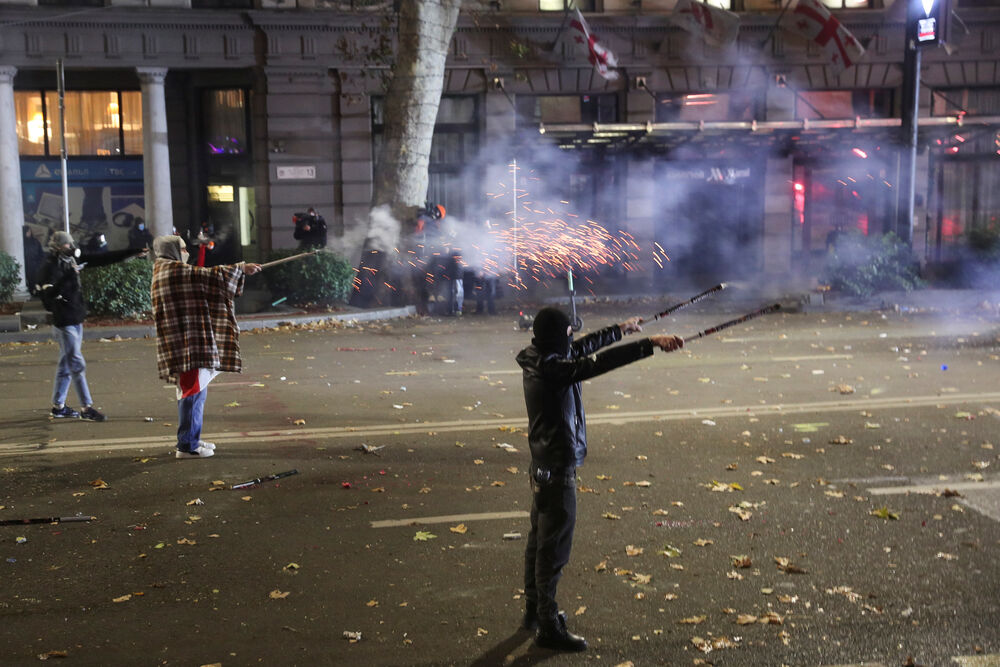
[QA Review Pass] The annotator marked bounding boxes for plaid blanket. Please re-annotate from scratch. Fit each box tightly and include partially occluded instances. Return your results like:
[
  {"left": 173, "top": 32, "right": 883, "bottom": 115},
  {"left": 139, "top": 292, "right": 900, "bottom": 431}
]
[{"left": 152, "top": 259, "right": 245, "bottom": 382}]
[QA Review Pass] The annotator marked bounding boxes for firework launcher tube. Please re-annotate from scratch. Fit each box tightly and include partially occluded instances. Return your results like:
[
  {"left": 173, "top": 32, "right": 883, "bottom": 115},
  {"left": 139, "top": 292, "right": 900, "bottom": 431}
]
[
  {"left": 0, "top": 515, "right": 95, "bottom": 526},
  {"left": 231, "top": 469, "right": 299, "bottom": 490},
  {"left": 258, "top": 251, "right": 320, "bottom": 270},
  {"left": 567, "top": 269, "right": 574, "bottom": 292},
  {"left": 640, "top": 283, "right": 727, "bottom": 323},
  {"left": 682, "top": 303, "right": 781, "bottom": 343}
]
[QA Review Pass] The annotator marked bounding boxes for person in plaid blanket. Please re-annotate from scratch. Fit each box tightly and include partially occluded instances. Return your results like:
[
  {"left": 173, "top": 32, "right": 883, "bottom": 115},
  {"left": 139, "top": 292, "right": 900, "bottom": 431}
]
[{"left": 151, "top": 236, "right": 261, "bottom": 459}]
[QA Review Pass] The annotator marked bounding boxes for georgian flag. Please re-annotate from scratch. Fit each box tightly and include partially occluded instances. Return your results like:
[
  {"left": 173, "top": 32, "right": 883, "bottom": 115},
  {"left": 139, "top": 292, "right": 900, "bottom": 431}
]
[
  {"left": 783, "top": 0, "right": 865, "bottom": 75},
  {"left": 569, "top": 9, "right": 620, "bottom": 81},
  {"left": 671, "top": 0, "right": 740, "bottom": 48}
]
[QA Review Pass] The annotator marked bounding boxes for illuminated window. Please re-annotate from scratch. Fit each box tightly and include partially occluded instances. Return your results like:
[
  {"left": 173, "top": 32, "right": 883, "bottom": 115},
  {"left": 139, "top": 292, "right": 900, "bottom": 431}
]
[
  {"left": 14, "top": 92, "right": 46, "bottom": 156},
  {"left": 43, "top": 91, "right": 120, "bottom": 156},
  {"left": 207, "top": 185, "right": 235, "bottom": 203},
  {"left": 540, "top": 0, "right": 594, "bottom": 10},
  {"left": 15, "top": 89, "right": 142, "bottom": 157},
  {"left": 205, "top": 89, "right": 247, "bottom": 155},
  {"left": 121, "top": 91, "right": 143, "bottom": 155}
]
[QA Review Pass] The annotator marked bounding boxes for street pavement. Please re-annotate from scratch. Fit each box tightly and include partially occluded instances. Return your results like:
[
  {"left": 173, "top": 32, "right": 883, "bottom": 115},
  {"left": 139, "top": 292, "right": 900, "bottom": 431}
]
[{"left": 1, "top": 302, "right": 999, "bottom": 666}]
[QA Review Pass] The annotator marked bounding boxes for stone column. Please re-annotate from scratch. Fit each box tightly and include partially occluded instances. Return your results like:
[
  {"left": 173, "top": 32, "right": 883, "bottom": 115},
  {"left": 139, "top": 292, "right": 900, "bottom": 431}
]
[
  {"left": 0, "top": 66, "right": 27, "bottom": 297},
  {"left": 137, "top": 68, "right": 173, "bottom": 238}
]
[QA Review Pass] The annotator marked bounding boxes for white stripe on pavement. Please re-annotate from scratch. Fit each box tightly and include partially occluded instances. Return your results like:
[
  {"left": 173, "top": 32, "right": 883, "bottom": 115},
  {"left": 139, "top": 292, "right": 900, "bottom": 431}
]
[
  {"left": 5, "top": 391, "right": 1000, "bottom": 457},
  {"left": 370, "top": 510, "right": 528, "bottom": 529},
  {"left": 867, "top": 480, "right": 1000, "bottom": 496}
]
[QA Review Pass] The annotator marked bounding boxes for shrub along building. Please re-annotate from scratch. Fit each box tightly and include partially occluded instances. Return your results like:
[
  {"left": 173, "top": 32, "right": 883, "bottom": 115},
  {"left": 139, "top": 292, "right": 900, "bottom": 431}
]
[{"left": 0, "top": 0, "right": 997, "bottom": 295}]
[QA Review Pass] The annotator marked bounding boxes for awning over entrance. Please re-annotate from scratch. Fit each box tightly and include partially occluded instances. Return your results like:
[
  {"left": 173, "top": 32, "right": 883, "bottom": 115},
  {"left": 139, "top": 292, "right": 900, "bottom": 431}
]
[{"left": 536, "top": 115, "right": 1000, "bottom": 153}]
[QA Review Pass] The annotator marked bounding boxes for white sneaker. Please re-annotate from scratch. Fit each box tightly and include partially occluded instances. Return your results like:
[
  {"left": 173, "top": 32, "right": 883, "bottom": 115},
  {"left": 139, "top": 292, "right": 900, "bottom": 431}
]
[
  {"left": 198, "top": 440, "right": 216, "bottom": 450},
  {"left": 175, "top": 445, "right": 214, "bottom": 459}
]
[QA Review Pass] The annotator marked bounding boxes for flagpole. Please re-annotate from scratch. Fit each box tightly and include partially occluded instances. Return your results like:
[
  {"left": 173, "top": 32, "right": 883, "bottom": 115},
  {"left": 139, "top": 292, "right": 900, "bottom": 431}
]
[
  {"left": 759, "top": 0, "right": 795, "bottom": 49},
  {"left": 549, "top": 2, "right": 574, "bottom": 52}
]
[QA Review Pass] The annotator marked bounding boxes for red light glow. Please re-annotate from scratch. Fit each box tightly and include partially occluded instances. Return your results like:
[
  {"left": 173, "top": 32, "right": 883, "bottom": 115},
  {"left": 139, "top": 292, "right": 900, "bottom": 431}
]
[{"left": 852, "top": 148, "right": 868, "bottom": 159}]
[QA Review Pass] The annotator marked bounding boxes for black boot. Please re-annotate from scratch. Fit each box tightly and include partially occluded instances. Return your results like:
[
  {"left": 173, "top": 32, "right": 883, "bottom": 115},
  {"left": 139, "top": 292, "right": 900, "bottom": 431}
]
[
  {"left": 535, "top": 612, "right": 587, "bottom": 652},
  {"left": 521, "top": 605, "right": 538, "bottom": 631}
]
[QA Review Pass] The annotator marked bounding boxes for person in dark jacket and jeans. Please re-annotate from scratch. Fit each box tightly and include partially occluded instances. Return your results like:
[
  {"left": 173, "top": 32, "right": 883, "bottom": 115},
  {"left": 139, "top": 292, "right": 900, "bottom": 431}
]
[
  {"left": 515, "top": 307, "right": 683, "bottom": 651},
  {"left": 36, "top": 231, "right": 146, "bottom": 421}
]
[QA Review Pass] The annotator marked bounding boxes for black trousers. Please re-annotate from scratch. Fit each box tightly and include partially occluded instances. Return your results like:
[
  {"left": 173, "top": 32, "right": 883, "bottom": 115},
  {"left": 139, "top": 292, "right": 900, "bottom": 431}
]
[{"left": 524, "top": 474, "right": 577, "bottom": 621}]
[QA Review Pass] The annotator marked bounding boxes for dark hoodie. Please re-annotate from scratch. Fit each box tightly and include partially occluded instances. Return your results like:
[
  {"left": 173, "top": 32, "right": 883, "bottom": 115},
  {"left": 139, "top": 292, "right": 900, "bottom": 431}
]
[
  {"left": 515, "top": 307, "right": 654, "bottom": 471},
  {"left": 37, "top": 231, "right": 142, "bottom": 327}
]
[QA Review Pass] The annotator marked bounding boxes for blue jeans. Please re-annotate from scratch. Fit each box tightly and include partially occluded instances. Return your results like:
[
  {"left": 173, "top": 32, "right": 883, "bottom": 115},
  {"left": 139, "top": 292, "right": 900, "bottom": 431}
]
[
  {"left": 176, "top": 388, "right": 207, "bottom": 452},
  {"left": 52, "top": 324, "right": 92, "bottom": 407}
]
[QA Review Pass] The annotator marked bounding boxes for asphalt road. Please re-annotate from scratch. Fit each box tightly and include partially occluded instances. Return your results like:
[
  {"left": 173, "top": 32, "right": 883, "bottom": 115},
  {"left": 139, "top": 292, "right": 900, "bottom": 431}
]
[{"left": 1, "top": 303, "right": 999, "bottom": 667}]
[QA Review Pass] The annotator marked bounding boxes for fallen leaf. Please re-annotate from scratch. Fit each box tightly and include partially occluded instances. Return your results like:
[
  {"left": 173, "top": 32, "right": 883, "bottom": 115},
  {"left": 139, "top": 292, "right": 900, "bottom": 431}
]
[
  {"left": 449, "top": 524, "right": 468, "bottom": 534},
  {"left": 413, "top": 530, "right": 437, "bottom": 541},
  {"left": 575, "top": 606, "right": 587, "bottom": 616},
  {"left": 678, "top": 615, "right": 706, "bottom": 625},
  {"left": 660, "top": 545, "right": 682, "bottom": 558},
  {"left": 870, "top": 506, "right": 900, "bottom": 520},
  {"left": 728, "top": 506, "right": 752, "bottom": 521},
  {"left": 112, "top": 594, "right": 131, "bottom": 603},
  {"left": 366, "top": 599, "right": 379, "bottom": 607},
  {"left": 730, "top": 555, "right": 752, "bottom": 568},
  {"left": 736, "top": 614, "right": 757, "bottom": 625},
  {"left": 625, "top": 544, "right": 644, "bottom": 556},
  {"left": 693, "top": 539, "right": 714, "bottom": 547},
  {"left": 293, "top": 419, "right": 306, "bottom": 426},
  {"left": 602, "top": 512, "right": 621, "bottom": 520},
  {"left": 224, "top": 401, "right": 240, "bottom": 408},
  {"left": 758, "top": 611, "right": 784, "bottom": 625},
  {"left": 89, "top": 479, "right": 109, "bottom": 489},
  {"left": 269, "top": 590, "right": 290, "bottom": 599},
  {"left": 936, "top": 552, "right": 958, "bottom": 561}
]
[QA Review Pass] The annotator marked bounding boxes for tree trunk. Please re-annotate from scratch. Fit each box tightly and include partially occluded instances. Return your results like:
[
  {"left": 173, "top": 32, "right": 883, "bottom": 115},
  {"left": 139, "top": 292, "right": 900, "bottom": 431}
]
[{"left": 353, "top": 0, "right": 462, "bottom": 307}]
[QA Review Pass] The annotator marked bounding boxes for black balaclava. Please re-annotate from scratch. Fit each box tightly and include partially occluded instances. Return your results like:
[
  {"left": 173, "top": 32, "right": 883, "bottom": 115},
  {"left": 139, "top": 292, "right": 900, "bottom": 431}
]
[{"left": 532, "top": 307, "right": 572, "bottom": 357}]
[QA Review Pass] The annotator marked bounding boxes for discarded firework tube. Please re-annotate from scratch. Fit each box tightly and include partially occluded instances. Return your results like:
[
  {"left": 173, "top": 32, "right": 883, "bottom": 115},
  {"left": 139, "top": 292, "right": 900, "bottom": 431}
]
[
  {"left": 258, "top": 250, "right": 320, "bottom": 270},
  {"left": 683, "top": 303, "right": 781, "bottom": 343},
  {"left": 231, "top": 469, "right": 299, "bottom": 490},
  {"left": 0, "top": 514, "right": 95, "bottom": 526},
  {"left": 640, "top": 283, "right": 727, "bottom": 324}
]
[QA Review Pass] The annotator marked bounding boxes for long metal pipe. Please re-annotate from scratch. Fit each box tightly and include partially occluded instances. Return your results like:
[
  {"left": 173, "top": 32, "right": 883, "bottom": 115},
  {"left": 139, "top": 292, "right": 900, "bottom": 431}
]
[{"left": 56, "top": 59, "right": 69, "bottom": 234}]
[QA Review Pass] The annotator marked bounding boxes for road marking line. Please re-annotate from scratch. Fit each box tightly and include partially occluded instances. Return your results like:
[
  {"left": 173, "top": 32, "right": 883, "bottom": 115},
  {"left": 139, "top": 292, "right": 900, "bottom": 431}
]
[
  {"left": 868, "top": 480, "right": 1000, "bottom": 496},
  {"left": 371, "top": 510, "right": 528, "bottom": 529},
  {"left": 6, "top": 391, "right": 1000, "bottom": 457},
  {"left": 770, "top": 354, "right": 854, "bottom": 362},
  {"left": 953, "top": 655, "right": 1000, "bottom": 666}
]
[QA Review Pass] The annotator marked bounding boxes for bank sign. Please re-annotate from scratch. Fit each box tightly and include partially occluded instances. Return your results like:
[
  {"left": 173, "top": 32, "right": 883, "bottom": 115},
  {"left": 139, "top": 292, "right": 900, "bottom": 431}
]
[{"left": 21, "top": 159, "right": 143, "bottom": 182}]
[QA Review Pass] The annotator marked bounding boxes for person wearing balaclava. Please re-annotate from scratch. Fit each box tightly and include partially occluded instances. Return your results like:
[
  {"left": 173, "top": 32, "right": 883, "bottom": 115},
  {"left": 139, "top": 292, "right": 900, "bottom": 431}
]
[
  {"left": 150, "top": 235, "right": 261, "bottom": 459},
  {"left": 36, "top": 230, "right": 147, "bottom": 421},
  {"left": 515, "top": 307, "right": 684, "bottom": 652}
]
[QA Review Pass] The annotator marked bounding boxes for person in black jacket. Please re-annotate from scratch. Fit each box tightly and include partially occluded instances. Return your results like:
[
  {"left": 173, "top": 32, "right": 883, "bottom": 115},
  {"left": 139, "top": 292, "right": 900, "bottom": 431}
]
[
  {"left": 36, "top": 231, "right": 146, "bottom": 421},
  {"left": 292, "top": 207, "right": 328, "bottom": 249},
  {"left": 515, "top": 307, "right": 683, "bottom": 652}
]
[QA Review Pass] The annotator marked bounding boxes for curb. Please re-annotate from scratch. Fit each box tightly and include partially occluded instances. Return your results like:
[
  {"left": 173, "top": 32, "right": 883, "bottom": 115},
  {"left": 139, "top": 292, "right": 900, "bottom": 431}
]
[{"left": 0, "top": 305, "right": 417, "bottom": 344}]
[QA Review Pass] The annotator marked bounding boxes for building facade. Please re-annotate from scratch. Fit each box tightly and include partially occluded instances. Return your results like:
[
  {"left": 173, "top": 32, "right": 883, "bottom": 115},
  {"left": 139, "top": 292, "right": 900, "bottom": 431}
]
[{"left": 0, "top": 0, "right": 998, "bottom": 294}]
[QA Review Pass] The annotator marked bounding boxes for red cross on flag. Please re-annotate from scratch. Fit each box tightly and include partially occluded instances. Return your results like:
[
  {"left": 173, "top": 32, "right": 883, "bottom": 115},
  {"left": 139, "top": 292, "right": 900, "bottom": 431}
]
[
  {"left": 569, "top": 9, "right": 620, "bottom": 81},
  {"left": 783, "top": 0, "right": 865, "bottom": 75},
  {"left": 671, "top": 0, "right": 740, "bottom": 49}
]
